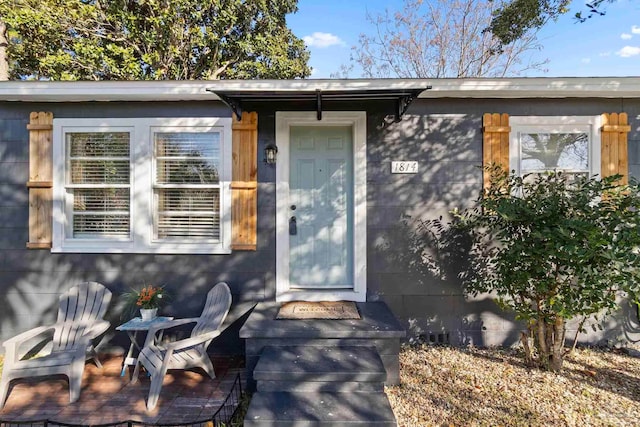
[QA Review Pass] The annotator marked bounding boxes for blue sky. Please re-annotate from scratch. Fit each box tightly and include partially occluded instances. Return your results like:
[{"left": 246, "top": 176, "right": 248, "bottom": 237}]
[{"left": 286, "top": 0, "right": 640, "bottom": 78}]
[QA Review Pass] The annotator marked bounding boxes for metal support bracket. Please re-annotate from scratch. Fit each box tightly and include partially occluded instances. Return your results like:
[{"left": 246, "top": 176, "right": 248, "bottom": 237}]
[
  {"left": 316, "top": 89, "right": 322, "bottom": 121},
  {"left": 394, "top": 86, "right": 432, "bottom": 122},
  {"left": 395, "top": 95, "right": 413, "bottom": 122},
  {"left": 214, "top": 92, "right": 243, "bottom": 119}
]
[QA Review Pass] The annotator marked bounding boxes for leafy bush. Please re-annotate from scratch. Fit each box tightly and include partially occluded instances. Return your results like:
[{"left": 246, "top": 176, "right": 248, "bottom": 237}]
[{"left": 422, "top": 167, "right": 640, "bottom": 371}]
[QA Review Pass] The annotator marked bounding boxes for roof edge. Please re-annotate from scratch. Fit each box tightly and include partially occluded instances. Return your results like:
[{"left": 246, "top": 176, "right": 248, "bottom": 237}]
[
  {"left": 0, "top": 77, "right": 639, "bottom": 102},
  {"left": 420, "top": 77, "right": 640, "bottom": 98}
]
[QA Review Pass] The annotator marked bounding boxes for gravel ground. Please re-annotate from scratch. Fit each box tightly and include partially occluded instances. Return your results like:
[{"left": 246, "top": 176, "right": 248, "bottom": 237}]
[{"left": 386, "top": 345, "right": 640, "bottom": 427}]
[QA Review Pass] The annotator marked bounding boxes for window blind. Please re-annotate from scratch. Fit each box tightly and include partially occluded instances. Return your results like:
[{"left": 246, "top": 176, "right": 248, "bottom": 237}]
[
  {"left": 154, "top": 132, "right": 221, "bottom": 240},
  {"left": 66, "top": 132, "right": 131, "bottom": 238}
]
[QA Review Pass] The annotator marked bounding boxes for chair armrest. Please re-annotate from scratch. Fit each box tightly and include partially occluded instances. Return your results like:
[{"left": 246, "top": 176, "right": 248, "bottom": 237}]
[
  {"left": 161, "top": 330, "right": 221, "bottom": 352},
  {"left": 3, "top": 325, "right": 55, "bottom": 348},
  {"left": 147, "top": 318, "right": 199, "bottom": 335},
  {"left": 143, "top": 318, "right": 199, "bottom": 347},
  {"left": 80, "top": 320, "right": 111, "bottom": 347},
  {"left": 2, "top": 325, "right": 55, "bottom": 364},
  {"left": 84, "top": 320, "right": 111, "bottom": 340}
]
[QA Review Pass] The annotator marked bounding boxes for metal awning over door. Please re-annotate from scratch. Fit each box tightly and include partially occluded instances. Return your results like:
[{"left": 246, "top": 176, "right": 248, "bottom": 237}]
[{"left": 208, "top": 87, "right": 430, "bottom": 122}]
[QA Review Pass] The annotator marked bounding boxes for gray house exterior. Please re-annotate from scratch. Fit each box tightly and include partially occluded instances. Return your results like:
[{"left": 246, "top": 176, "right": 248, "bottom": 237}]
[{"left": 0, "top": 78, "right": 639, "bottom": 355}]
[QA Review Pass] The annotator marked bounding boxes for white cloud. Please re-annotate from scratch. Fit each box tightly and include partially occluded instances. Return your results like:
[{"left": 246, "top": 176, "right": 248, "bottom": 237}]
[
  {"left": 599, "top": 51, "right": 611, "bottom": 57},
  {"left": 632, "top": 25, "right": 640, "bottom": 34},
  {"left": 621, "top": 33, "right": 633, "bottom": 40},
  {"left": 581, "top": 57, "right": 591, "bottom": 64},
  {"left": 616, "top": 46, "right": 640, "bottom": 57},
  {"left": 303, "top": 32, "right": 346, "bottom": 48}
]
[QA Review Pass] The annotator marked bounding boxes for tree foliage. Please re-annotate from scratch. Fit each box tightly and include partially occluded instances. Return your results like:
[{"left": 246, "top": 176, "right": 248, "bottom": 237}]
[
  {"left": 421, "top": 168, "right": 640, "bottom": 371},
  {"left": 0, "top": 0, "right": 311, "bottom": 80},
  {"left": 347, "top": 0, "right": 546, "bottom": 78},
  {"left": 0, "top": 19, "right": 7, "bottom": 80},
  {"left": 489, "top": 0, "right": 614, "bottom": 46}
]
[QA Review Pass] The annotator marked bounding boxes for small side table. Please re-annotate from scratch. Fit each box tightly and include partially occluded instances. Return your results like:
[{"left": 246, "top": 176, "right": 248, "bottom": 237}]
[{"left": 116, "top": 316, "right": 173, "bottom": 377}]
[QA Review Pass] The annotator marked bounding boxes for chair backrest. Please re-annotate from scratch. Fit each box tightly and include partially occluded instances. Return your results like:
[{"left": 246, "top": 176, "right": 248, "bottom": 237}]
[
  {"left": 191, "top": 282, "right": 232, "bottom": 339},
  {"left": 53, "top": 282, "right": 112, "bottom": 352}
]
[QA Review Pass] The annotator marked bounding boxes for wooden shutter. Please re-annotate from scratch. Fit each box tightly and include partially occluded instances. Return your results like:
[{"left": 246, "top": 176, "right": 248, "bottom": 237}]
[
  {"left": 601, "top": 112, "right": 631, "bottom": 185},
  {"left": 27, "top": 112, "right": 53, "bottom": 249},
  {"left": 482, "top": 113, "right": 510, "bottom": 188},
  {"left": 231, "top": 111, "right": 258, "bottom": 250}
]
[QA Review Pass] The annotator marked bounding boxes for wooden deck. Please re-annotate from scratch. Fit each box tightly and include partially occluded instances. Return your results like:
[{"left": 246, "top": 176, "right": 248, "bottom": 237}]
[{"left": 0, "top": 354, "right": 244, "bottom": 425}]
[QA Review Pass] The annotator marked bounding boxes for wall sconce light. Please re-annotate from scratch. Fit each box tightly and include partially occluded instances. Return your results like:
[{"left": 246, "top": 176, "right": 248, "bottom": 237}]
[{"left": 264, "top": 144, "right": 278, "bottom": 165}]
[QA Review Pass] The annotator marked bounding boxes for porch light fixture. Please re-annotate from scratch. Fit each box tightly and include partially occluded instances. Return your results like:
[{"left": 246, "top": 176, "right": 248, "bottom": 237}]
[{"left": 264, "top": 144, "right": 278, "bottom": 165}]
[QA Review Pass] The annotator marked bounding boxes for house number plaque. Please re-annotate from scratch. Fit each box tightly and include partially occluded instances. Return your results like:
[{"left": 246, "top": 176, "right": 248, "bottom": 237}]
[{"left": 391, "top": 161, "right": 418, "bottom": 174}]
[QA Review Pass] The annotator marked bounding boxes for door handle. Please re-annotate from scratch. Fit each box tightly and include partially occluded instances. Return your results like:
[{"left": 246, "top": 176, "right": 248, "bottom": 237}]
[{"left": 289, "top": 216, "right": 297, "bottom": 235}]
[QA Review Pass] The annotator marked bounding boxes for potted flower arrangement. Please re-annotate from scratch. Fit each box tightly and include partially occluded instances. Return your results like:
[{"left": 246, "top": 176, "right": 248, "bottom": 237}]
[{"left": 122, "top": 284, "right": 169, "bottom": 321}]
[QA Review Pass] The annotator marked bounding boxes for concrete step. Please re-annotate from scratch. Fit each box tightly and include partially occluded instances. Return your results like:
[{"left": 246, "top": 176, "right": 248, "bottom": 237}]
[
  {"left": 254, "top": 345, "right": 386, "bottom": 392},
  {"left": 244, "top": 391, "right": 398, "bottom": 427},
  {"left": 242, "top": 302, "right": 406, "bottom": 391},
  {"left": 258, "top": 379, "right": 382, "bottom": 393}
]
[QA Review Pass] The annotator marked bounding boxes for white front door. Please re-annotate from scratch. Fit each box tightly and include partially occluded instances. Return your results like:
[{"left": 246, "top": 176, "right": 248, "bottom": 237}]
[{"left": 275, "top": 112, "right": 367, "bottom": 302}]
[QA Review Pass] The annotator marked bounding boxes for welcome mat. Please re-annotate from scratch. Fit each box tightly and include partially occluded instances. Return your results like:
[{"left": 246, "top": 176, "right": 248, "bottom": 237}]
[{"left": 276, "top": 301, "right": 361, "bottom": 320}]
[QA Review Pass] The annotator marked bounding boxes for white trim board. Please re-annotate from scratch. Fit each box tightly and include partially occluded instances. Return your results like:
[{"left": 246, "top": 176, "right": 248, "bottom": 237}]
[{"left": 275, "top": 111, "right": 367, "bottom": 302}]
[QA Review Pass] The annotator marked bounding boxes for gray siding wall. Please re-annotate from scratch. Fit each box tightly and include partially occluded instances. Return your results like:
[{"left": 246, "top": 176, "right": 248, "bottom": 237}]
[
  {"left": 0, "top": 97, "right": 638, "bottom": 353},
  {"left": 0, "top": 101, "right": 274, "bottom": 354},
  {"left": 368, "top": 98, "right": 640, "bottom": 346}
]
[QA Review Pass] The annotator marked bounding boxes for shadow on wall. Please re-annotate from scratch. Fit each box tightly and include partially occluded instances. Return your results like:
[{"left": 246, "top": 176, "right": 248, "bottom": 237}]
[
  {"left": 366, "top": 112, "right": 521, "bottom": 347},
  {"left": 0, "top": 225, "right": 274, "bottom": 353},
  {"left": 581, "top": 301, "right": 640, "bottom": 347},
  {"left": 370, "top": 210, "right": 522, "bottom": 348},
  {"left": 365, "top": 111, "right": 640, "bottom": 348},
  {"left": 0, "top": 104, "right": 274, "bottom": 354},
  {"left": 1, "top": 251, "right": 269, "bottom": 351}
]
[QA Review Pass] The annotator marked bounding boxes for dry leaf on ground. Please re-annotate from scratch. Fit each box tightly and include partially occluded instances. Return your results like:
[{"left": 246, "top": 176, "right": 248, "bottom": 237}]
[{"left": 386, "top": 345, "right": 640, "bottom": 427}]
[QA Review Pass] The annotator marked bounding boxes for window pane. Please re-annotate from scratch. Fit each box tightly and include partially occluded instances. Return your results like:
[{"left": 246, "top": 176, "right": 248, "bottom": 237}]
[
  {"left": 156, "top": 159, "right": 219, "bottom": 183},
  {"left": 155, "top": 132, "right": 220, "bottom": 184},
  {"left": 158, "top": 188, "right": 220, "bottom": 211},
  {"left": 154, "top": 132, "right": 222, "bottom": 241},
  {"left": 156, "top": 215, "right": 220, "bottom": 239},
  {"left": 69, "top": 132, "right": 129, "bottom": 157},
  {"left": 521, "top": 133, "right": 588, "bottom": 172},
  {"left": 68, "top": 132, "right": 130, "bottom": 184},
  {"left": 73, "top": 189, "right": 130, "bottom": 211},
  {"left": 67, "top": 132, "right": 131, "bottom": 239},
  {"left": 155, "top": 132, "right": 219, "bottom": 157},
  {"left": 70, "top": 160, "right": 129, "bottom": 184},
  {"left": 73, "top": 215, "right": 130, "bottom": 237},
  {"left": 156, "top": 189, "right": 221, "bottom": 239}
]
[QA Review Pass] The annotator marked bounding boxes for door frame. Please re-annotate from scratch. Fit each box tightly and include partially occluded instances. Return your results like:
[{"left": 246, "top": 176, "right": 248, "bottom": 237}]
[{"left": 275, "top": 111, "right": 367, "bottom": 302}]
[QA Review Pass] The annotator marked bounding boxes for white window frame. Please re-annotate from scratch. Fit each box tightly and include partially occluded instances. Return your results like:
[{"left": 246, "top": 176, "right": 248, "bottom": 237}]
[
  {"left": 52, "top": 117, "right": 232, "bottom": 254},
  {"left": 510, "top": 115, "right": 602, "bottom": 178}
]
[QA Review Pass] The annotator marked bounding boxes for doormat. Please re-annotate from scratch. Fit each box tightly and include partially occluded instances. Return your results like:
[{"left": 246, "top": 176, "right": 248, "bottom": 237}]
[{"left": 276, "top": 301, "right": 361, "bottom": 320}]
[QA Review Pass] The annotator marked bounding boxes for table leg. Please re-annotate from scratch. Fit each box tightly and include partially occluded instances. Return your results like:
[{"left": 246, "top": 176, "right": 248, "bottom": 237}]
[{"left": 120, "top": 331, "right": 139, "bottom": 377}]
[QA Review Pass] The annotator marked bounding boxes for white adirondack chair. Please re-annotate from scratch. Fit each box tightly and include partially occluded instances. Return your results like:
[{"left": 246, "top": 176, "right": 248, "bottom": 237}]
[
  {"left": 0, "top": 281, "right": 112, "bottom": 409},
  {"left": 132, "top": 282, "right": 232, "bottom": 410}
]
